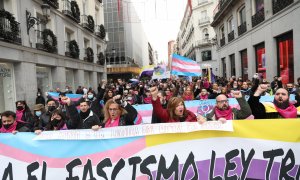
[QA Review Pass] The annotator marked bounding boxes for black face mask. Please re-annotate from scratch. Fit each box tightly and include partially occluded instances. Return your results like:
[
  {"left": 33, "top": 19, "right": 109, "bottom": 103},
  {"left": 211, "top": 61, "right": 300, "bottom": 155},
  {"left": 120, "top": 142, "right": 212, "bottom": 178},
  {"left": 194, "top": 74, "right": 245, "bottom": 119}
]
[
  {"left": 4, "top": 124, "right": 13, "bottom": 129},
  {"left": 16, "top": 106, "right": 24, "bottom": 111},
  {"left": 50, "top": 119, "right": 60, "bottom": 127},
  {"left": 48, "top": 106, "right": 56, "bottom": 112}
]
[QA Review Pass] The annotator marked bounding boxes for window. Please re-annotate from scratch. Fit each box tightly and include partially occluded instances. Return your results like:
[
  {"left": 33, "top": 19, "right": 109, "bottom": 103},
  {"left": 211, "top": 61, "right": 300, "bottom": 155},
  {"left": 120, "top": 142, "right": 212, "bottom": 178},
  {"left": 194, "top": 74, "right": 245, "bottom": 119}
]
[
  {"left": 254, "top": 0, "right": 264, "bottom": 13},
  {"left": 229, "top": 54, "right": 236, "bottom": 76},
  {"left": 220, "top": 25, "right": 225, "bottom": 39},
  {"left": 84, "top": 38, "right": 90, "bottom": 48},
  {"left": 239, "top": 6, "right": 246, "bottom": 25},
  {"left": 255, "top": 43, "right": 266, "bottom": 79},
  {"left": 277, "top": 32, "right": 294, "bottom": 84},
  {"left": 227, "top": 17, "right": 234, "bottom": 33},
  {"left": 95, "top": 8, "right": 99, "bottom": 25},
  {"left": 201, "top": 10, "right": 207, "bottom": 18},
  {"left": 222, "top": 57, "right": 227, "bottom": 78},
  {"left": 201, "top": 50, "right": 211, "bottom": 61},
  {"left": 202, "top": 28, "right": 208, "bottom": 40},
  {"left": 240, "top": 49, "right": 248, "bottom": 80}
]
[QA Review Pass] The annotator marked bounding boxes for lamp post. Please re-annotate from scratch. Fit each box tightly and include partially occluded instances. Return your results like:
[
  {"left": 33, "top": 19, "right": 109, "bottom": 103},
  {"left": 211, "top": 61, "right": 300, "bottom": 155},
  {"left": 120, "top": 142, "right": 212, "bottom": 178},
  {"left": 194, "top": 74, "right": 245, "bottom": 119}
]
[
  {"left": 26, "top": 3, "right": 50, "bottom": 34},
  {"left": 112, "top": 48, "right": 116, "bottom": 65}
]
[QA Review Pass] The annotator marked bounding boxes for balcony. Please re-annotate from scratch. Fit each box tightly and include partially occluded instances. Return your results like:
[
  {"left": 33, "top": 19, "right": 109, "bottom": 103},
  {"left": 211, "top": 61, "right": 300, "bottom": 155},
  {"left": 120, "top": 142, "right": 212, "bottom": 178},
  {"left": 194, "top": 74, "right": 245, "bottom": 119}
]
[
  {"left": 198, "top": 0, "right": 212, "bottom": 7},
  {"left": 35, "top": 30, "right": 57, "bottom": 53},
  {"left": 95, "top": 24, "right": 106, "bottom": 40},
  {"left": 211, "top": 0, "right": 234, "bottom": 27},
  {"left": 227, "top": 30, "right": 234, "bottom": 42},
  {"left": 252, "top": 8, "right": 265, "bottom": 28},
  {"left": 273, "top": 0, "right": 293, "bottom": 14},
  {"left": 43, "top": 0, "right": 59, "bottom": 9},
  {"left": 0, "top": 12, "right": 22, "bottom": 44},
  {"left": 97, "top": 52, "right": 105, "bottom": 65},
  {"left": 195, "top": 39, "right": 212, "bottom": 48},
  {"left": 198, "top": 17, "right": 210, "bottom": 26},
  {"left": 81, "top": 15, "right": 94, "bottom": 33},
  {"left": 220, "top": 37, "right": 225, "bottom": 47},
  {"left": 238, "top": 21, "right": 247, "bottom": 36},
  {"left": 84, "top": 47, "right": 94, "bottom": 63},
  {"left": 62, "top": 0, "right": 80, "bottom": 23}
]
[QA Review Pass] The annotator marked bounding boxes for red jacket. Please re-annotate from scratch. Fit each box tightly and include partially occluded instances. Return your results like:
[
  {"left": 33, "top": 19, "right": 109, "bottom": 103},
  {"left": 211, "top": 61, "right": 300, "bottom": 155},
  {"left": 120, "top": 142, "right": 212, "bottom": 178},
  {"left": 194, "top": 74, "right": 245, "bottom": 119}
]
[{"left": 151, "top": 97, "right": 197, "bottom": 123}]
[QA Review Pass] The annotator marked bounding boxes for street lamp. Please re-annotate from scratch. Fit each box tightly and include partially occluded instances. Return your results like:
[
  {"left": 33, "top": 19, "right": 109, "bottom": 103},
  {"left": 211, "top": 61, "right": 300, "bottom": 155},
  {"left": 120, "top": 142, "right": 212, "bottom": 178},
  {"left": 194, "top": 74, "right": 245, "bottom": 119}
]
[
  {"left": 26, "top": 3, "right": 50, "bottom": 34},
  {"left": 112, "top": 48, "right": 116, "bottom": 65}
]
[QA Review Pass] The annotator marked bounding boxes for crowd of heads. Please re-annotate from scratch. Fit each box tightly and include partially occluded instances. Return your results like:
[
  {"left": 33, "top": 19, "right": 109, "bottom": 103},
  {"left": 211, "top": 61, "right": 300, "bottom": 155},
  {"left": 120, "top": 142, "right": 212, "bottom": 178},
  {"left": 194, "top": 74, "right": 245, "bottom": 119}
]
[{"left": 1, "top": 74, "right": 300, "bottom": 134}]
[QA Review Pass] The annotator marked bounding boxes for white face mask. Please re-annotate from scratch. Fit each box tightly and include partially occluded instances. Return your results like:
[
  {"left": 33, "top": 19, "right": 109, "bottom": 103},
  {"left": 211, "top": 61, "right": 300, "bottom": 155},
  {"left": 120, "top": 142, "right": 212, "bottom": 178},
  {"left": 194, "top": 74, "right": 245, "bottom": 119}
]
[
  {"left": 35, "top": 111, "right": 42, "bottom": 117},
  {"left": 88, "top": 94, "right": 94, "bottom": 99}
]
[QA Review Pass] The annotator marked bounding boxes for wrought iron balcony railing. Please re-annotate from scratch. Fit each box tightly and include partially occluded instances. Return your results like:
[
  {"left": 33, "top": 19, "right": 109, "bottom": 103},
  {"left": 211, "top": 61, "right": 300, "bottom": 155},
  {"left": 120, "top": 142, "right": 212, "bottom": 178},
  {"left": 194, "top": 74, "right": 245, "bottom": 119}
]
[
  {"left": 84, "top": 48, "right": 94, "bottom": 63},
  {"left": 62, "top": 0, "right": 80, "bottom": 23},
  {"left": 199, "top": 17, "right": 210, "bottom": 26},
  {"left": 43, "top": 0, "right": 59, "bottom": 9},
  {"left": 220, "top": 37, "right": 225, "bottom": 47},
  {"left": 35, "top": 30, "right": 57, "bottom": 53},
  {"left": 273, "top": 0, "right": 293, "bottom": 15},
  {"left": 0, "top": 16, "right": 22, "bottom": 44},
  {"left": 252, "top": 8, "right": 265, "bottom": 28},
  {"left": 238, "top": 21, "right": 247, "bottom": 36},
  {"left": 227, "top": 30, "right": 234, "bottom": 42},
  {"left": 81, "top": 15, "right": 94, "bottom": 32}
]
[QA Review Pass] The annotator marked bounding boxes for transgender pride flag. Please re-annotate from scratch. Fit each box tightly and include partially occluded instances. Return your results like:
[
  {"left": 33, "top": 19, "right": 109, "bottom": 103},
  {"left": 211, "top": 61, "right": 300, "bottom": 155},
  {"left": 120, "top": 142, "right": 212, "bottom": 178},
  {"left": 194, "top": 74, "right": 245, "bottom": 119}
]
[{"left": 171, "top": 54, "right": 201, "bottom": 76}]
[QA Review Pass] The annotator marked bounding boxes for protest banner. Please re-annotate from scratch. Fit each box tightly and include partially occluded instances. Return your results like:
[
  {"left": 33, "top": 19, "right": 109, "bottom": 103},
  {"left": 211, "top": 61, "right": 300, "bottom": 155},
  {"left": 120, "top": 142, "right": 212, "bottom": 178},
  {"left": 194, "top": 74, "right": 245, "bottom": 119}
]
[{"left": 1, "top": 119, "right": 300, "bottom": 179}]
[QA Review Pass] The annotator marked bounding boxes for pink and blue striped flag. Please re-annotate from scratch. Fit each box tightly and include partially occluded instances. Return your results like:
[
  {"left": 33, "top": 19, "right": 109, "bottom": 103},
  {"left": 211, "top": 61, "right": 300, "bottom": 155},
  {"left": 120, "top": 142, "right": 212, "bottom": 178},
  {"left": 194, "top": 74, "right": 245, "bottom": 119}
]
[{"left": 171, "top": 54, "right": 201, "bottom": 76}]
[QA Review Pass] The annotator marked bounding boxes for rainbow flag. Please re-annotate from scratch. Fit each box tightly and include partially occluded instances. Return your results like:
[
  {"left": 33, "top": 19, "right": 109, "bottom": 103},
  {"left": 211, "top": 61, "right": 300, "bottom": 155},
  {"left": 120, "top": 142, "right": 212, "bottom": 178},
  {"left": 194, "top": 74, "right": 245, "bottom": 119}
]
[{"left": 171, "top": 54, "right": 201, "bottom": 76}]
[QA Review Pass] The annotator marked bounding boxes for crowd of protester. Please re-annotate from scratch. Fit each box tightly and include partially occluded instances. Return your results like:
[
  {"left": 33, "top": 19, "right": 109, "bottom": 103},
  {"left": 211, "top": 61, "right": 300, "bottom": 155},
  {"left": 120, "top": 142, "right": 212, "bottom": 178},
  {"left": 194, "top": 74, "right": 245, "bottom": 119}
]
[{"left": 1, "top": 74, "right": 300, "bottom": 134}]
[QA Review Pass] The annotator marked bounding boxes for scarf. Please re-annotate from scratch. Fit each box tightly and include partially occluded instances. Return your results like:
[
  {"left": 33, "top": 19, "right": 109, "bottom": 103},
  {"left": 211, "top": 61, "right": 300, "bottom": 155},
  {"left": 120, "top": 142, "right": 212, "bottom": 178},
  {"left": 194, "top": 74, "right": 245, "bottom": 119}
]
[
  {"left": 105, "top": 117, "right": 120, "bottom": 128},
  {"left": 203, "top": 81, "right": 210, "bottom": 89},
  {"left": 0, "top": 120, "right": 18, "bottom": 133},
  {"left": 200, "top": 94, "right": 208, "bottom": 100},
  {"left": 215, "top": 106, "right": 233, "bottom": 120},
  {"left": 16, "top": 109, "right": 24, "bottom": 122},
  {"left": 274, "top": 103, "right": 297, "bottom": 118},
  {"left": 183, "top": 95, "right": 193, "bottom": 101},
  {"left": 143, "top": 96, "right": 152, "bottom": 104}
]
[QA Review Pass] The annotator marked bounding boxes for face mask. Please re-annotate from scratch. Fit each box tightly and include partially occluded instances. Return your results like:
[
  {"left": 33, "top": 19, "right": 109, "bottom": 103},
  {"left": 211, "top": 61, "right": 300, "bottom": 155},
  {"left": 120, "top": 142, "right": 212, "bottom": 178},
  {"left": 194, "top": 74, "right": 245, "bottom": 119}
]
[
  {"left": 66, "top": 89, "right": 69, "bottom": 92},
  {"left": 4, "top": 123, "right": 13, "bottom": 129},
  {"left": 17, "top": 106, "right": 24, "bottom": 111},
  {"left": 37, "top": 93, "right": 41, "bottom": 96},
  {"left": 35, "top": 111, "right": 42, "bottom": 117},
  {"left": 88, "top": 94, "right": 94, "bottom": 99},
  {"left": 48, "top": 106, "right": 56, "bottom": 112},
  {"left": 51, "top": 119, "right": 60, "bottom": 127}
]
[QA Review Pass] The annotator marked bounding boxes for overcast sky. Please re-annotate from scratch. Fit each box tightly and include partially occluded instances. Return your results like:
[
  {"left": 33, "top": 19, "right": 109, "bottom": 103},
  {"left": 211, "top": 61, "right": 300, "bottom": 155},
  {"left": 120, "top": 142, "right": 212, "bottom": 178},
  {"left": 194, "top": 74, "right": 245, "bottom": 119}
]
[{"left": 129, "top": 0, "right": 186, "bottom": 64}]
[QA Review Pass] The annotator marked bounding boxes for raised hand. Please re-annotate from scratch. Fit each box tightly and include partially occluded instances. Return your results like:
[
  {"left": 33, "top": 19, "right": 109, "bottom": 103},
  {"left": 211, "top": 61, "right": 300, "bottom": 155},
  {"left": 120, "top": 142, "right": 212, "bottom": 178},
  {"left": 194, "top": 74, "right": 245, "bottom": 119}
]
[
  {"left": 150, "top": 86, "right": 158, "bottom": 101},
  {"left": 232, "top": 91, "right": 242, "bottom": 98},
  {"left": 254, "top": 84, "right": 268, "bottom": 96}
]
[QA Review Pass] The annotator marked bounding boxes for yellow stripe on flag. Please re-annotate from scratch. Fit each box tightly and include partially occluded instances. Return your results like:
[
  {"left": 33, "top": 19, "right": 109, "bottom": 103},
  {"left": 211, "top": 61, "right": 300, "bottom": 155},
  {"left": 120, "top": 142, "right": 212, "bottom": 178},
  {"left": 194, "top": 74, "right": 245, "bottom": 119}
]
[{"left": 146, "top": 119, "right": 300, "bottom": 147}]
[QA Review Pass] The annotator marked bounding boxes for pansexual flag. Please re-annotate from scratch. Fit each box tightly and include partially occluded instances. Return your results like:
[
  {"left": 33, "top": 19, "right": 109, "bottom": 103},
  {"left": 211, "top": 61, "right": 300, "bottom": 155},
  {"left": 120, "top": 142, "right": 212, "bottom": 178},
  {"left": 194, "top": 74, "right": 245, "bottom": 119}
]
[{"left": 171, "top": 54, "right": 201, "bottom": 77}]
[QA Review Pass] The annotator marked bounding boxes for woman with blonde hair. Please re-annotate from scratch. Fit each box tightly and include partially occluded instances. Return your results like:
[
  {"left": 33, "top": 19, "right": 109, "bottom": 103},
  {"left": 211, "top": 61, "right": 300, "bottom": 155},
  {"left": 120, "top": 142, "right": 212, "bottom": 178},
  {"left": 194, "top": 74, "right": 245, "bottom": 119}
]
[
  {"left": 151, "top": 87, "right": 200, "bottom": 123},
  {"left": 182, "top": 85, "right": 194, "bottom": 101},
  {"left": 102, "top": 95, "right": 141, "bottom": 127}
]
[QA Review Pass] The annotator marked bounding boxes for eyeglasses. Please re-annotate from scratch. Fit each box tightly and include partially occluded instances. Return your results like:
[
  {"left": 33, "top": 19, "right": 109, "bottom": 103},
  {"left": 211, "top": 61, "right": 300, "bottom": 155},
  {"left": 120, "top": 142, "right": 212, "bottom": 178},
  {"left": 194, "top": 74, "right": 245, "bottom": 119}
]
[
  {"left": 217, "top": 100, "right": 228, "bottom": 104},
  {"left": 108, "top": 108, "right": 119, "bottom": 112}
]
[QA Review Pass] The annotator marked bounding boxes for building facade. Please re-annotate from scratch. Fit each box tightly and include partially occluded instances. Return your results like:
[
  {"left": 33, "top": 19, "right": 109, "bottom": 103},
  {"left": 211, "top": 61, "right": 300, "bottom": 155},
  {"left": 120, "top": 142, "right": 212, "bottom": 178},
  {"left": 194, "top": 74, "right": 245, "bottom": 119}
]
[
  {"left": 0, "top": 0, "right": 107, "bottom": 112},
  {"left": 177, "top": 0, "right": 219, "bottom": 76},
  {"left": 103, "top": 0, "right": 151, "bottom": 80},
  {"left": 211, "top": 0, "right": 300, "bottom": 84}
]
